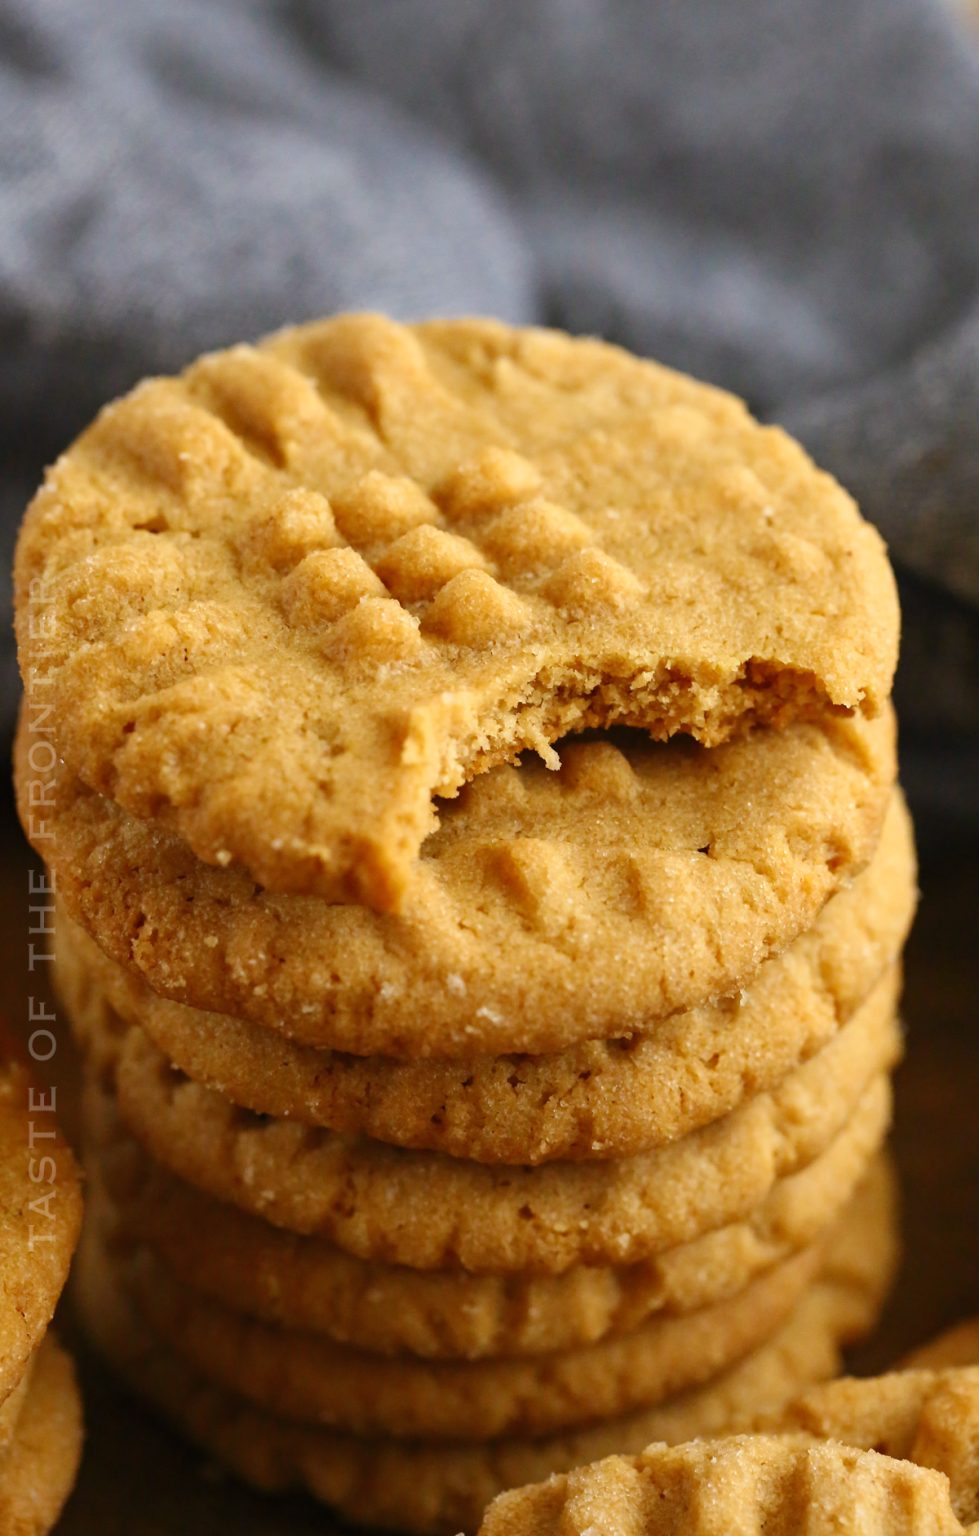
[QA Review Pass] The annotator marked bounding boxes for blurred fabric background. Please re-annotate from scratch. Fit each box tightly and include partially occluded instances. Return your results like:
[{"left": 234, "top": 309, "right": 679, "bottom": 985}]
[{"left": 1, "top": 0, "right": 976, "bottom": 836}]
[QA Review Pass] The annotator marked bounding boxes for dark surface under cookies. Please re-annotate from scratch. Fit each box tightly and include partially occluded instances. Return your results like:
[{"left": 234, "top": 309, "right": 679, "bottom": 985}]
[{"left": 0, "top": 789, "right": 976, "bottom": 1536}]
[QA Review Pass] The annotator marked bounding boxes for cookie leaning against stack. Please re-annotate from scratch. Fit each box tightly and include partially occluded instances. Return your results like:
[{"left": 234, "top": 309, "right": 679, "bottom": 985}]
[
  {"left": 0, "top": 1026, "right": 83, "bottom": 1534},
  {"left": 13, "top": 314, "right": 907, "bottom": 1532}
]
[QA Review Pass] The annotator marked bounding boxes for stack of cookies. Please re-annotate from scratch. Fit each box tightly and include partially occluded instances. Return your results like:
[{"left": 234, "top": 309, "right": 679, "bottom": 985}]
[
  {"left": 0, "top": 1027, "right": 83, "bottom": 1532},
  {"left": 14, "top": 315, "right": 910, "bottom": 1534}
]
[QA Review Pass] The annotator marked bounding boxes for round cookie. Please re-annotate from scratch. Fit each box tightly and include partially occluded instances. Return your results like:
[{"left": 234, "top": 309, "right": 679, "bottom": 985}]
[
  {"left": 0, "top": 1334, "right": 84, "bottom": 1536},
  {"left": 484, "top": 1348, "right": 979, "bottom": 1536},
  {"left": 73, "top": 1159, "right": 897, "bottom": 1535},
  {"left": 54, "top": 790, "right": 915, "bottom": 1164},
  {"left": 78, "top": 975, "right": 899, "bottom": 1272},
  {"left": 0, "top": 1026, "right": 83, "bottom": 1405},
  {"left": 87, "top": 1073, "right": 889, "bottom": 1359},
  {"left": 104, "top": 1228, "right": 824, "bottom": 1441},
  {"left": 14, "top": 313, "right": 899, "bottom": 911},
  {"left": 477, "top": 1429, "right": 979, "bottom": 1536},
  {"left": 19, "top": 705, "right": 897, "bottom": 1060}
]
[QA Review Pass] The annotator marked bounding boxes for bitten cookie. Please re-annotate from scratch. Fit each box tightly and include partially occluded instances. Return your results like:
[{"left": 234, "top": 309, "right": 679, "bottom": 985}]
[{"left": 14, "top": 314, "right": 899, "bottom": 910}]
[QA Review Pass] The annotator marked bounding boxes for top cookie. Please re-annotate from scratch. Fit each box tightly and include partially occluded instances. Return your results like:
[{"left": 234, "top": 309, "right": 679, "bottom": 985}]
[
  {"left": 0, "top": 1026, "right": 82, "bottom": 1405},
  {"left": 14, "top": 314, "right": 899, "bottom": 910}
]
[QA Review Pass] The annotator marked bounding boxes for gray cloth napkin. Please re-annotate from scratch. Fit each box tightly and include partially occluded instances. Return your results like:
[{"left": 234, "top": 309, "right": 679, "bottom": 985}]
[{"left": 2, "top": 0, "right": 976, "bottom": 829}]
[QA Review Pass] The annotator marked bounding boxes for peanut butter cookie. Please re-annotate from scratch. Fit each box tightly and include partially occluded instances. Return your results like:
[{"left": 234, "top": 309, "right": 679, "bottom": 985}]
[
  {"left": 53, "top": 790, "right": 913, "bottom": 1162},
  {"left": 14, "top": 315, "right": 899, "bottom": 910},
  {"left": 20, "top": 706, "right": 897, "bottom": 1058}
]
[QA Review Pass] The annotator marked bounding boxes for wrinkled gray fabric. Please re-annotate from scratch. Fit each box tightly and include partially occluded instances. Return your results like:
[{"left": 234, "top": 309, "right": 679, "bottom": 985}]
[{"left": 1, "top": 0, "right": 976, "bottom": 827}]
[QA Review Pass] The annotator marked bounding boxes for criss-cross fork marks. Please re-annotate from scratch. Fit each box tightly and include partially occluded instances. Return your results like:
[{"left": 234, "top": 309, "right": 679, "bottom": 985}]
[
  {"left": 83, "top": 322, "right": 650, "bottom": 664},
  {"left": 481, "top": 1416, "right": 979, "bottom": 1536}
]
